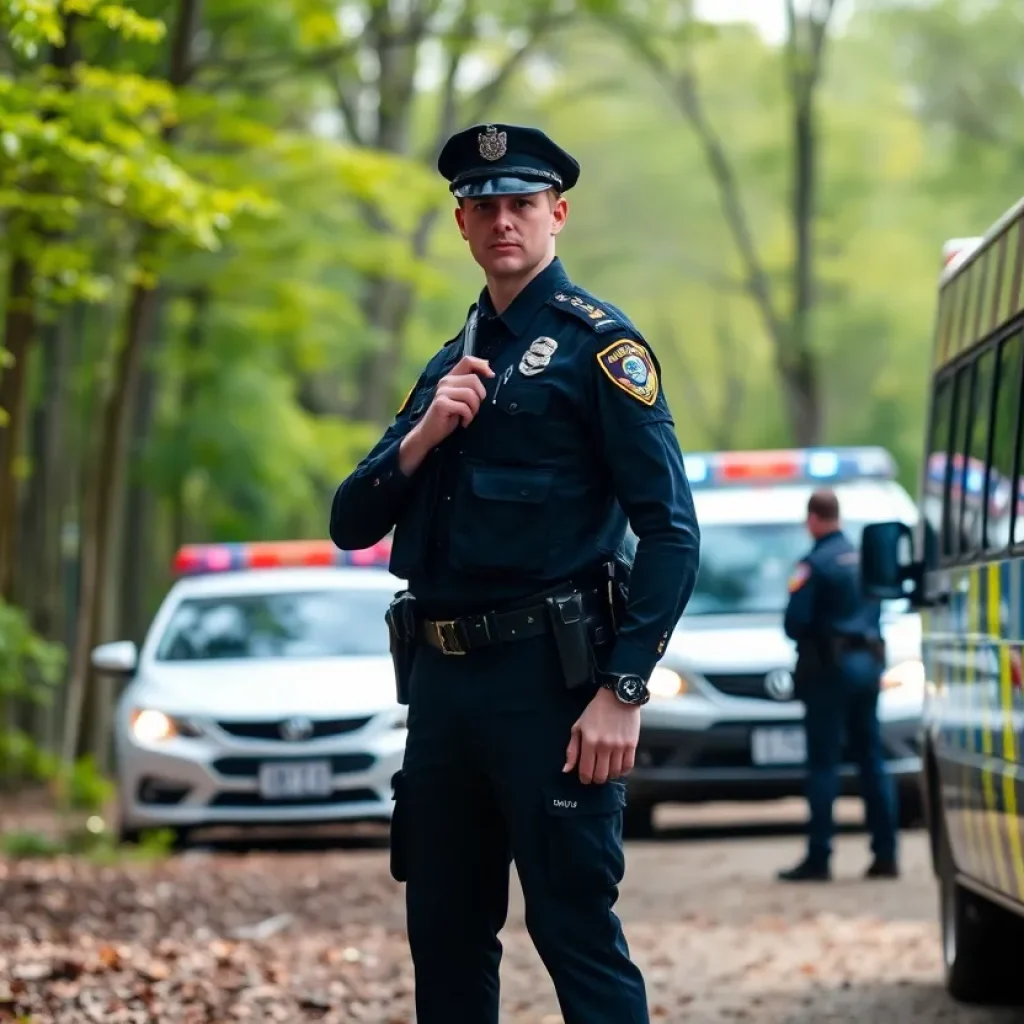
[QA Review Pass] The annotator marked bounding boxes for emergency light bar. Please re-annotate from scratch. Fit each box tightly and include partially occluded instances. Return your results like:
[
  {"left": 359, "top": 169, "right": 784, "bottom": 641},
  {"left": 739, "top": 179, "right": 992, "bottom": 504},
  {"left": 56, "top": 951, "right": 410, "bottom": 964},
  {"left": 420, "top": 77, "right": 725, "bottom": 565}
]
[
  {"left": 172, "top": 538, "right": 392, "bottom": 577},
  {"left": 925, "top": 453, "right": 1016, "bottom": 513},
  {"left": 683, "top": 447, "right": 896, "bottom": 489}
]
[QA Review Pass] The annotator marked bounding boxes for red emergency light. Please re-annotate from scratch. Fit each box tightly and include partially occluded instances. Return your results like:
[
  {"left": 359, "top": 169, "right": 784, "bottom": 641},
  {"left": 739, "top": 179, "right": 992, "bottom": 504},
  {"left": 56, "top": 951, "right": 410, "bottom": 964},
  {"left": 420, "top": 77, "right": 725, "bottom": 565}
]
[
  {"left": 172, "top": 538, "right": 392, "bottom": 577},
  {"left": 716, "top": 450, "right": 802, "bottom": 483}
]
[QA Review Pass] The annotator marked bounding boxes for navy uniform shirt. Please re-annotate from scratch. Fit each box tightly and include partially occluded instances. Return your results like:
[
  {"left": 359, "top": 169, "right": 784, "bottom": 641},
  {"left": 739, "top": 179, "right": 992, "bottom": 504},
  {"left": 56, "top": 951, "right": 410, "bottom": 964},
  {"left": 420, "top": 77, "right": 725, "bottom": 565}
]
[
  {"left": 784, "top": 529, "right": 882, "bottom": 645},
  {"left": 329, "top": 256, "right": 701, "bottom": 682}
]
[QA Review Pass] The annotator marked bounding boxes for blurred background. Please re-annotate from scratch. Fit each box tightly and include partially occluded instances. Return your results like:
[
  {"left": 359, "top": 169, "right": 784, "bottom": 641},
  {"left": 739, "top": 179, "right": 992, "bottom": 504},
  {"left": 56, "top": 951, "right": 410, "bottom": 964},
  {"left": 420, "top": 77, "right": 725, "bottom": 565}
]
[{"left": 0, "top": 0, "right": 1019, "bottom": 792}]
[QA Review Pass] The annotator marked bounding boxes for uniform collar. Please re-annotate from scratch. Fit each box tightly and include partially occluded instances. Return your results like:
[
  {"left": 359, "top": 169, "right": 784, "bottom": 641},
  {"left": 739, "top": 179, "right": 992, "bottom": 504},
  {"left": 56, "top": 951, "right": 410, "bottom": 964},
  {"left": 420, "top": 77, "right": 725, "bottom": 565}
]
[
  {"left": 812, "top": 528, "right": 844, "bottom": 550},
  {"left": 476, "top": 257, "right": 571, "bottom": 336}
]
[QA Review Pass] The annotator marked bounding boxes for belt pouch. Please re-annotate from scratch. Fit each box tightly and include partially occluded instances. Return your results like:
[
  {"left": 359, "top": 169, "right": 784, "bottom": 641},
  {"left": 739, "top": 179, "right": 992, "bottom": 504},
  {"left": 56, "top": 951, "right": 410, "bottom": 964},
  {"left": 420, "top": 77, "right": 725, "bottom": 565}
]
[
  {"left": 385, "top": 591, "right": 418, "bottom": 705},
  {"left": 546, "top": 592, "right": 594, "bottom": 690}
]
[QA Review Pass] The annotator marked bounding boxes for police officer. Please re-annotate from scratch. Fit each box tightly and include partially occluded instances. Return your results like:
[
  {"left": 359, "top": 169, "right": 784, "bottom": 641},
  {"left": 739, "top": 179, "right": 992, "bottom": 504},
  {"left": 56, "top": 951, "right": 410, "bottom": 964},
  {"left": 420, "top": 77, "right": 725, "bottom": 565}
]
[
  {"left": 777, "top": 488, "right": 899, "bottom": 883},
  {"left": 329, "top": 123, "right": 700, "bottom": 1023}
]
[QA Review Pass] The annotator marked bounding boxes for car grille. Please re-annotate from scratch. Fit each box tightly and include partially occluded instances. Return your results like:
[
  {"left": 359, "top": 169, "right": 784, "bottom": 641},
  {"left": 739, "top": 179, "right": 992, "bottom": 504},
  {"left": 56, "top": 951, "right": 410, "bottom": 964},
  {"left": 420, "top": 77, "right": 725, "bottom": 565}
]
[
  {"left": 207, "top": 787, "right": 379, "bottom": 809},
  {"left": 212, "top": 754, "right": 375, "bottom": 778},
  {"left": 216, "top": 716, "right": 373, "bottom": 741},
  {"left": 704, "top": 673, "right": 793, "bottom": 701}
]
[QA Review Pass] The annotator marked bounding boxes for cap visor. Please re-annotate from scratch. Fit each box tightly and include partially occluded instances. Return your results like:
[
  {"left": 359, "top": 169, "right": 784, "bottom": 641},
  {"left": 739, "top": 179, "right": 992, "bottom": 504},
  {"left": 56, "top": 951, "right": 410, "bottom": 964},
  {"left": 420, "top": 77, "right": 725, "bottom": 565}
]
[{"left": 453, "top": 177, "right": 554, "bottom": 199}]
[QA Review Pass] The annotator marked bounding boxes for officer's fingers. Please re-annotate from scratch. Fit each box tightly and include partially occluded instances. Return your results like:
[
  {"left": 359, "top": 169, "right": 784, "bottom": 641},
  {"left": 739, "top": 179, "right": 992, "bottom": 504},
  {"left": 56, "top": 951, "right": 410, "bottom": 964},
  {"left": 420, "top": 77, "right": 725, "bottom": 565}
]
[
  {"left": 437, "top": 385, "right": 482, "bottom": 414},
  {"left": 606, "top": 747, "right": 626, "bottom": 782},
  {"left": 563, "top": 726, "right": 581, "bottom": 774},
  {"left": 576, "top": 736, "right": 598, "bottom": 785},
  {"left": 452, "top": 355, "right": 495, "bottom": 378},
  {"left": 443, "top": 373, "right": 488, "bottom": 401},
  {"left": 619, "top": 745, "right": 636, "bottom": 777},
  {"left": 590, "top": 745, "right": 613, "bottom": 786},
  {"left": 433, "top": 395, "right": 474, "bottom": 428}
]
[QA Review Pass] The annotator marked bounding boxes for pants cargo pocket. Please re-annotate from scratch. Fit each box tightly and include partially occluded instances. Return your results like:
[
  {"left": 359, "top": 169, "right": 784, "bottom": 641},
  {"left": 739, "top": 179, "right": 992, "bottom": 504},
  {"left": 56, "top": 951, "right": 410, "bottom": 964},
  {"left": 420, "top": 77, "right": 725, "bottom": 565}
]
[
  {"left": 389, "top": 770, "right": 409, "bottom": 883},
  {"left": 543, "top": 779, "right": 627, "bottom": 893}
]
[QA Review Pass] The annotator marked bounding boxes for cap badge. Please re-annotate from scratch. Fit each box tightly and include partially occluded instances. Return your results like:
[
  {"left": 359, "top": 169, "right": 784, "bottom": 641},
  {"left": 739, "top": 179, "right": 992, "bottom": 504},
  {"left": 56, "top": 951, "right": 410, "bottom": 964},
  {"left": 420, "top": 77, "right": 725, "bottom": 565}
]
[{"left": 478, "top": 125, "right": 507, "bottom": 161}]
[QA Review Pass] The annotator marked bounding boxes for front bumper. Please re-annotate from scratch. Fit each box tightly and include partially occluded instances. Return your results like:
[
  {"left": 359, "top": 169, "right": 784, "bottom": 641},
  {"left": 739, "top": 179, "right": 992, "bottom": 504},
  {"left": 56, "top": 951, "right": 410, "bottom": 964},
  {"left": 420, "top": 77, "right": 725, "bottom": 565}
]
[
  {"left": 115, "top": 710, "right": 406, "bottom": 832},
  {"left": 627, "top": 699, "right": 923, "bottom": 805}
]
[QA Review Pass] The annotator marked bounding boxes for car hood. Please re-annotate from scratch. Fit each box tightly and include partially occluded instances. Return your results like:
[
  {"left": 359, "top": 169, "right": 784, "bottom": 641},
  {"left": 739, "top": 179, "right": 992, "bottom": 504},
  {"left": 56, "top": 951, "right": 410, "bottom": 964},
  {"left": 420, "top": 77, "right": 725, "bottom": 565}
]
[
  {"left": 128, "top": 656, "right": 399, "bottom": 718},
  {"left": 664, "top": 611, "right": 922, "bottom": 674}
]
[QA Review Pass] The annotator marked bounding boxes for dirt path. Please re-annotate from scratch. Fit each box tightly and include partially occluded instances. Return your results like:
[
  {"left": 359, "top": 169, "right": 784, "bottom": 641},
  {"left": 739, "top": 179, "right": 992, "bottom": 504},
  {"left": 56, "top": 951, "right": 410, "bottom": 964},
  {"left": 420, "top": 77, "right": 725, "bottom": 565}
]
[{"left": 0, "top": 800, "right": 1018, "bottom": 1023}]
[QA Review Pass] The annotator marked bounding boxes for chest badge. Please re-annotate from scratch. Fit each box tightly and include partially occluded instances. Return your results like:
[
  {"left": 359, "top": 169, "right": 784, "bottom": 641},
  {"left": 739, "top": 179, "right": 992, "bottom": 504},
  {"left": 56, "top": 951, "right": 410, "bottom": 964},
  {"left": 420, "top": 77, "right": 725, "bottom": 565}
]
[{"left": 519, "top": 336, "right": 558, "bottom": 377}]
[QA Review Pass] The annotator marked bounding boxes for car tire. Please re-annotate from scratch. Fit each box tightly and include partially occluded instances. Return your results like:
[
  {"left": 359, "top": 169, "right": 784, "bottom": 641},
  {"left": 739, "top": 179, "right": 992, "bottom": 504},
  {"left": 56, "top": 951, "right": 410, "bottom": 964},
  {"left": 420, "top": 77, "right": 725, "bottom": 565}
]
[
  {"left": 938, "top": 806, "right": 1024, "bottom": 1005},
  {"left": 622, "top": 800, "right": 656, "bottom": 840}
]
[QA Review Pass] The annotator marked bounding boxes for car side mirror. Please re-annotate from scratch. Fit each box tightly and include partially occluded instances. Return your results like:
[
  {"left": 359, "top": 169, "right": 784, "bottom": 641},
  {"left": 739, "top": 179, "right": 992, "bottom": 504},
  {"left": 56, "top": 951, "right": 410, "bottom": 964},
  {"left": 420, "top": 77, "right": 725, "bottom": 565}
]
[
  {"left": 91, "top": 640, "right": 138, "bottom": 677},
  {"left": 861, "top": 521, "right": 924, "bottom": 604}
]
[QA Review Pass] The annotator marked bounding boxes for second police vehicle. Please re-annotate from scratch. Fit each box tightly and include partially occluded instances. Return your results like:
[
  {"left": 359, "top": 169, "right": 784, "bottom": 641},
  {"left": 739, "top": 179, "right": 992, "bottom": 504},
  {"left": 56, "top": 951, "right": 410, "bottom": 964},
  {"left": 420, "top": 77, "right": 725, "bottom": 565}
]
[
  {"left": 92, "top": 539, "right": 406, "bottom": 845},
  {"left": 863, "top": 219, "right": 1024, "bottom": 1006},
  {"left": 626, "top": 446, "right": 926, "bottom": 837}
]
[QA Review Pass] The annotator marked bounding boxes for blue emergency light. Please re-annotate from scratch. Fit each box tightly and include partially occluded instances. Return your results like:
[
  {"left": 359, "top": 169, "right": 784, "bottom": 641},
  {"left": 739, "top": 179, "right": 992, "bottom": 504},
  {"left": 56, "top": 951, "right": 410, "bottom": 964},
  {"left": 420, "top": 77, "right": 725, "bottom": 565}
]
[
  {"left": 172, "top": 538, "right": 393, "bottom": 576},
  {"left": 925, "top": 453, "right": 1017, "bottom": 513},
  {"left": 683, "top": 446, "right": 897, "bottom": 489}
]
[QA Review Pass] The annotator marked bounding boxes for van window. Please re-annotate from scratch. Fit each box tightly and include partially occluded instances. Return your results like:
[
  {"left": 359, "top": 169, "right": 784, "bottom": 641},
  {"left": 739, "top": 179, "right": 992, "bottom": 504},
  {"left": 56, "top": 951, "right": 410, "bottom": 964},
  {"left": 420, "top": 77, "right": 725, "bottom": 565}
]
[
  {"left": 987, "top": 332, "right": 1023, "bottom": 551},
  {"left": 923, "top": 378, "right": 953, "bottom": 553},
  {"left": 956, "top": 349, "right": 995, "bottom": 557}
]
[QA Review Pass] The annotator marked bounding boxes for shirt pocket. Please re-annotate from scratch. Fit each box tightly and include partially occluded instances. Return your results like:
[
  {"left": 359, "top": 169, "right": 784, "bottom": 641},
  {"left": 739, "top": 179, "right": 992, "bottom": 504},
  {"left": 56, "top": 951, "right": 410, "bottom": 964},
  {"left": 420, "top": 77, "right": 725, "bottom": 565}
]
[
  {"left": 449, "top": 464, "right": 555, "bottom": 575},
  {"left": 493, "top": 383, "right": 551, "bottom": 418}
]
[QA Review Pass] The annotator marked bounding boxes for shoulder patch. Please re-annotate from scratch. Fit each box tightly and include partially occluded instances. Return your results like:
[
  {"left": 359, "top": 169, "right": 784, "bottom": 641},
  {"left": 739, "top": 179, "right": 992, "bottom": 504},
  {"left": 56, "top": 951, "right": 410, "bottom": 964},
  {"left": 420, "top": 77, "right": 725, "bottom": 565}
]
[
  {"left": 596, "top": 339, "right": 660, "bottom": 406},
  {"left": 397, "top": 383, "right": 415, "bottom": 416},
  {"left": 548, "top": 289, "right": 625, "bottom": 332},
  {"left": 788, "top": 562, "right": 811, "bottom": 593}
]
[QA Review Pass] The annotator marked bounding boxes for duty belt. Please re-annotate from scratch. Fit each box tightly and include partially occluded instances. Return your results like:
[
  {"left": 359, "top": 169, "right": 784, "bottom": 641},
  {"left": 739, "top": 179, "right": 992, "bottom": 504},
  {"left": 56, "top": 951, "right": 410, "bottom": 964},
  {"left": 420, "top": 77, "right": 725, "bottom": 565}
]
[{"left": 420, "top": 587, "right": 608, "bottom": 656}]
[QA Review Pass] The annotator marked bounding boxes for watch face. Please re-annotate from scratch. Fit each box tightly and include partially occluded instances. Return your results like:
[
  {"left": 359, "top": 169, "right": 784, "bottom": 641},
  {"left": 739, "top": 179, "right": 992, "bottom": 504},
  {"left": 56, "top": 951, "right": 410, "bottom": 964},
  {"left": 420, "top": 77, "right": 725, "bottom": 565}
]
[{"left": 617, "top": 675, "right": 646, "bottom": 704}]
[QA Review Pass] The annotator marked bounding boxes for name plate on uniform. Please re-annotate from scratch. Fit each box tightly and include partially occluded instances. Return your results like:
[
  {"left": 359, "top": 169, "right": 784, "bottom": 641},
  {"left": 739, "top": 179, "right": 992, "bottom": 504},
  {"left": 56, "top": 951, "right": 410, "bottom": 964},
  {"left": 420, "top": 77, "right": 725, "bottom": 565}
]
[
  {"left": 750, "top": 727, "right": 806, "bottom": 766},
  {"left": 258, "top": 760, "right": 332, "bottom": 799}
]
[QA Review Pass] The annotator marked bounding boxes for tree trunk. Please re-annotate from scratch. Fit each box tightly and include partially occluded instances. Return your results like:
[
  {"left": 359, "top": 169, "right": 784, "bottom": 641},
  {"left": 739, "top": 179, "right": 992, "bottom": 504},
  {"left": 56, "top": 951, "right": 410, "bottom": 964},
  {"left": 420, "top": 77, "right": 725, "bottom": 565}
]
[
  {"left": 781, "top": 83, "right": 822, "bottom": 447},
  {"left": 65, "top": 280, "right": 158, "bottom": 764},
  {"left": 62, "top": 0, "right": 202, "bottom": 766},
  {"left": 120, "top": 290, "right": 166, "bottom": 645},
  {"left": 0, "top": 256, "right": 35, "bottom": 601}
]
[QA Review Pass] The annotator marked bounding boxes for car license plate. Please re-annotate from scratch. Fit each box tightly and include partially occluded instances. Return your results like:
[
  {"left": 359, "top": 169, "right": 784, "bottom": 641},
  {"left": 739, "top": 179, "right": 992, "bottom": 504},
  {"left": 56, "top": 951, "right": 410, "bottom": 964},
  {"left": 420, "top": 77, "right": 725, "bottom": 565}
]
[
  {"left": 751, "top": 727, "right": 806, "bottom": 766},
  {"left": 258, "top": 761, "right": 333, "bottom": 799}
]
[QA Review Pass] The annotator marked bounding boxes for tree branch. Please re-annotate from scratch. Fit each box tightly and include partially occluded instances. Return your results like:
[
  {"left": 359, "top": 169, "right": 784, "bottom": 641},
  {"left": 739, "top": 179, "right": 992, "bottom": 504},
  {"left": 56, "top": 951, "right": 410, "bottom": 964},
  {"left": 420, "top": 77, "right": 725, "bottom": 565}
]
[{"left": 609, "top": 17, "right": 785, "bottom": 349}]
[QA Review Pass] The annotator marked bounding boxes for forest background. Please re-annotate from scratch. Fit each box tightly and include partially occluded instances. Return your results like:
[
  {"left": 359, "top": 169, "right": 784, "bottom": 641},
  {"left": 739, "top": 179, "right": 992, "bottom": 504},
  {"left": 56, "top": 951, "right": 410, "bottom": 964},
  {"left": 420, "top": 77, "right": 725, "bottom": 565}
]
[{"left": 0, "top": 0, "right": 1017, "bottom": 789}]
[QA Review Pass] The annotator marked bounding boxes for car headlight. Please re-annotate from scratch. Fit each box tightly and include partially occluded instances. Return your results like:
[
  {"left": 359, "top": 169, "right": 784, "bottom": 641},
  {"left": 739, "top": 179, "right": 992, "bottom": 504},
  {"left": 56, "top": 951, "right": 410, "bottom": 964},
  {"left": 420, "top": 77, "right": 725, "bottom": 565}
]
[
  {"left": 881, "top": 659, "right": 925, "bottom": 692},
  {"left": 129, "top": 709, "right": 200, "bottom": 742},
  {"left": 648, "top": 667, "right": 688, "bottom": 699}
]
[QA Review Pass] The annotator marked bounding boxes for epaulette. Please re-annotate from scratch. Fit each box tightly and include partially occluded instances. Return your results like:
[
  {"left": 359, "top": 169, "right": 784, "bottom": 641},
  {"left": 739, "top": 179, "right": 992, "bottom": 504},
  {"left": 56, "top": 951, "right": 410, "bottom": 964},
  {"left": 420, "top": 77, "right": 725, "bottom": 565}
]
[{"left": 547, "top": 287, "right": 638, "bottom": 335}]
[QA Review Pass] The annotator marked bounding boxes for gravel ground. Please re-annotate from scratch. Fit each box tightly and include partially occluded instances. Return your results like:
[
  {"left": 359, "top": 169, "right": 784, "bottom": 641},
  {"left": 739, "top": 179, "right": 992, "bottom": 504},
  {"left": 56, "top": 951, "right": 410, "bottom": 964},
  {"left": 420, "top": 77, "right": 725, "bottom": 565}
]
[{"left": 1, "top": 799, "right": 1020, "bottom": 1023}]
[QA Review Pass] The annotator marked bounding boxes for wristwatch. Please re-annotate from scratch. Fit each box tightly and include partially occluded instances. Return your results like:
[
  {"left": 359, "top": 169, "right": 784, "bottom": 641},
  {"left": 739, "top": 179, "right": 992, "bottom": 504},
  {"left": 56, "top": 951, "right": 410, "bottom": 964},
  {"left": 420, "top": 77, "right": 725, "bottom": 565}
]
[{"left": 598, "top": 671, "right": 650, "bottom": 706}]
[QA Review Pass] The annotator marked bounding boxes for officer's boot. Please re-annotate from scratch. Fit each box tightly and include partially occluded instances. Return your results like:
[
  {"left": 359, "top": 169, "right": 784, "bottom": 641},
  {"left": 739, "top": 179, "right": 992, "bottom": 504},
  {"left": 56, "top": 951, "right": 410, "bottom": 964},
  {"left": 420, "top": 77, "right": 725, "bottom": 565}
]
[
  {"left": 776, "top": 856, "right": 831, "bottom": 883},
  {"left": 864, "top": 856, "right": 899, "bottom": 879}
]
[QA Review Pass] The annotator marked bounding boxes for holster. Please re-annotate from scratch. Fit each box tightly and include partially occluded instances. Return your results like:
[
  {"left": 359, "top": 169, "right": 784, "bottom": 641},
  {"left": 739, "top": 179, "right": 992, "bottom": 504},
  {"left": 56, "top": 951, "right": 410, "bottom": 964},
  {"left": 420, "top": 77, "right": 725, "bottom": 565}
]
[
  {"left": 384, "top": 590, "right": 418, "bottom": 706},
  {"left": 793, "top": 638, "right": 831, "bottom": 699},
  {"left": 546, "top": 591, "right": 597, "bottom": 690}
]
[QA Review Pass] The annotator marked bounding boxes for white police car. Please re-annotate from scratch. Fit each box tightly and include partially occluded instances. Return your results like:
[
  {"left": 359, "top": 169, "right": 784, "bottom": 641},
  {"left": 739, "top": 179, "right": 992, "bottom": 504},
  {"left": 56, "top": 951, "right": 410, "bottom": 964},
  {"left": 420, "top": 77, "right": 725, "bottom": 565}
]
[
  {"left": 626, "top": 447, "right": 926, "bottom": 836},
  {"left": 92, "top": 539, "right": 406, "bottom": 845}
]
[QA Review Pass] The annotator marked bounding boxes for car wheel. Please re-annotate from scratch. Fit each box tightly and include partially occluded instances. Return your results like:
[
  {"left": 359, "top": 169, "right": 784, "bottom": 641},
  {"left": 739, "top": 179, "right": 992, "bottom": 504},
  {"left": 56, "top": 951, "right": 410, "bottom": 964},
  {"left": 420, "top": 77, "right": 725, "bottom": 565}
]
[
  {"left": 622, "top": 800, "right": 656, "bottom": 840},
  {"left": 938, "top": 806, "right": 1024, "bottom": 1005}
]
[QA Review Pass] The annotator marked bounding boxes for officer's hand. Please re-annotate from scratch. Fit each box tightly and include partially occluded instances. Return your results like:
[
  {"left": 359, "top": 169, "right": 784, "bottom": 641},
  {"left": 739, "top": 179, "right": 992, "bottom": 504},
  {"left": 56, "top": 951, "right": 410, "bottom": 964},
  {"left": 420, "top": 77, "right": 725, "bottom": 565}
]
[
  {"left": 563, "top": 687, "right": 641, "bottom": 785},
  {"left": 413, "top": 356, "right": 495, "bottom": 446}
]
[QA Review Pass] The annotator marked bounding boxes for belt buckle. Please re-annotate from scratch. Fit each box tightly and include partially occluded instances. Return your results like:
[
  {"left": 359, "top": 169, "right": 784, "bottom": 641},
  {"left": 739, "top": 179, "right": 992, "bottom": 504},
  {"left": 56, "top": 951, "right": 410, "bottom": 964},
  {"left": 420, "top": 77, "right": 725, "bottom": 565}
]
[{"left": 433, "top": 620, "right": 466, "bottom": 656}]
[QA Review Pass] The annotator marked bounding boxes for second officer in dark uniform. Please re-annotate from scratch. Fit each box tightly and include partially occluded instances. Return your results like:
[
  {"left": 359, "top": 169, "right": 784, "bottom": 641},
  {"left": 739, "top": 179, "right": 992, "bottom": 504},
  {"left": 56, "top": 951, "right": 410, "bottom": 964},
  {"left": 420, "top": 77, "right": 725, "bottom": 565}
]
[
  {"left": 778, "top": 488, "right": 899, "bottom": 883},
  {"left": 329, "top": 123, "right": 701, "bottom": 1023}
]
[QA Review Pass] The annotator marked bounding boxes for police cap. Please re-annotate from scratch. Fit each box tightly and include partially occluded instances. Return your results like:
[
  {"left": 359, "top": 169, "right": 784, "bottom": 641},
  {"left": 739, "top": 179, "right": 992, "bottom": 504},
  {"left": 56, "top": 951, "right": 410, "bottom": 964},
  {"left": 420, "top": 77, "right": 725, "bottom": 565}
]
[{"left": 437, "top": 123, "right": 580, "bottom": 199}]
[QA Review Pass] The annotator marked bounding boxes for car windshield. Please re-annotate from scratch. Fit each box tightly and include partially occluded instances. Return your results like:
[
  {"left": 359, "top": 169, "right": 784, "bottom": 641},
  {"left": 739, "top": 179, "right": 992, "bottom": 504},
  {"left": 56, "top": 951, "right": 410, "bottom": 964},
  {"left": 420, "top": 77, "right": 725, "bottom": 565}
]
[
  {"left": 685, "top": 520, "right": 877, "bottom": 616},
  {"left": 154, "top": 588, "right": 394, "bottom": 661}
]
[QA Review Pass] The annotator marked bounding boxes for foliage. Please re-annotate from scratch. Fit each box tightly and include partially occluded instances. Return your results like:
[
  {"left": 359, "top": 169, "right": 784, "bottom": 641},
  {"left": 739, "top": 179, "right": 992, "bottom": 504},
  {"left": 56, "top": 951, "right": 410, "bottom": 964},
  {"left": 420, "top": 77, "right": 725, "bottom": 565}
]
[
  {"left": 0, "top": 599, "right": 64, "bottom": 781},
  {"left": 2, "top": 0, "right": 1024, "bottom": 784}
]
